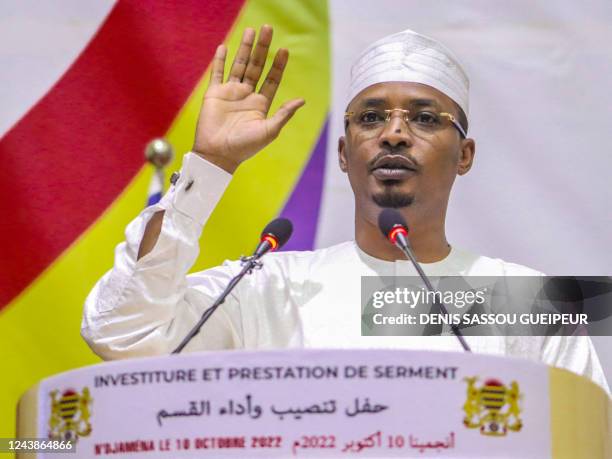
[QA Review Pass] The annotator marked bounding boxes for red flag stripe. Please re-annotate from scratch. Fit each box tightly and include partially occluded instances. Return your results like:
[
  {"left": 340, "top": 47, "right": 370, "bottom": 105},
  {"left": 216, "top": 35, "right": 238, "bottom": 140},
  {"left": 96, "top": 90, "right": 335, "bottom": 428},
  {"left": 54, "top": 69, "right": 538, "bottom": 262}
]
[{"left": 0, "top": 0, "right": 245, "bottom": 309}]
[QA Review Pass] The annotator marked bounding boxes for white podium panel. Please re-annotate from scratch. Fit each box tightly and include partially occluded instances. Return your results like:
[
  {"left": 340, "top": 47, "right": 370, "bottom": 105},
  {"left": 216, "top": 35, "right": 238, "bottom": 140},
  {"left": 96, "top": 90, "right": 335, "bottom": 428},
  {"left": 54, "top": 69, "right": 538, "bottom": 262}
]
[{"left": 17, "top": 349, "right": 611, "bottom": 458}]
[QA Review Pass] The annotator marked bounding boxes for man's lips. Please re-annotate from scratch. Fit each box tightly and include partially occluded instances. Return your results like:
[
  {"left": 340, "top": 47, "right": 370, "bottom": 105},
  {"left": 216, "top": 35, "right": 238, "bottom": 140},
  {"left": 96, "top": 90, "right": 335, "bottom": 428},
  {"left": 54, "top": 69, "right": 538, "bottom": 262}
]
[
  {"left": 370, "top": 155, "right": 418, "bottom": 181},
  {"left": 371, "top": 168, "right": 416, "bottom": 180}
]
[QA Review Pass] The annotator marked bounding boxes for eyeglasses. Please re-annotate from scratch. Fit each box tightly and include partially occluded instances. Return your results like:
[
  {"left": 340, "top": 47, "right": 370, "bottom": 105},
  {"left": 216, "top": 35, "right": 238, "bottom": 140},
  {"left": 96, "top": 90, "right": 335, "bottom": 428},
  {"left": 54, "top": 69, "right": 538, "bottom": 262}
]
[{"left": 344, "top": 108, "right": 467, "bottom": 139}]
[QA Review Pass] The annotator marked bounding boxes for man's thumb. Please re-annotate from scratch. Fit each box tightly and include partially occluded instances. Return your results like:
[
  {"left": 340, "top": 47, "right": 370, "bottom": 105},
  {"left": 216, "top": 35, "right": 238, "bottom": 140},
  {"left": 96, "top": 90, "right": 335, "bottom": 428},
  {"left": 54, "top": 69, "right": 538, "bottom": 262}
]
[{"left": 267, "top": 98, "right": 305, "bottom": 137}]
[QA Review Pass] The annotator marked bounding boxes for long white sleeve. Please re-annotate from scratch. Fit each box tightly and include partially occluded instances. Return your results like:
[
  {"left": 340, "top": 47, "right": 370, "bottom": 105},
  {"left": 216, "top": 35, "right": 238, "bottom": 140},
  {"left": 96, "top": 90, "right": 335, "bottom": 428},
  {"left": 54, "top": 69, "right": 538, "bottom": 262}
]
[{"left": 81, "top": 153, "right": 243, "bottom": 359}]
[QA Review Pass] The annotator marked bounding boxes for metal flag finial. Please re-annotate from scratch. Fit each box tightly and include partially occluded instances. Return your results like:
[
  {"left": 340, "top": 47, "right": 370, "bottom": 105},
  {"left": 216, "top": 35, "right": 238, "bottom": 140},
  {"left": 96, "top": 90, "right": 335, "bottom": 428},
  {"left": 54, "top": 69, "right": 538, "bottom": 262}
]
[
  {"left": 144, "top": 138, "right": 174, "bottom": 206},
  {"left": 145, "top": 138, "right": 174, "bottom": 169}
]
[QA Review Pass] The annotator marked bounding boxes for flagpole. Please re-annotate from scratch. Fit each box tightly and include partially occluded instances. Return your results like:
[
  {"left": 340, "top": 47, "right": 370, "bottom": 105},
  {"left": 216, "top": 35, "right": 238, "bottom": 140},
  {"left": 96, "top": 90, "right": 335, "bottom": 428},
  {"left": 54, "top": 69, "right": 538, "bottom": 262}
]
[{"left": 144, "top": 138, "right": 174, "bottom": 206}]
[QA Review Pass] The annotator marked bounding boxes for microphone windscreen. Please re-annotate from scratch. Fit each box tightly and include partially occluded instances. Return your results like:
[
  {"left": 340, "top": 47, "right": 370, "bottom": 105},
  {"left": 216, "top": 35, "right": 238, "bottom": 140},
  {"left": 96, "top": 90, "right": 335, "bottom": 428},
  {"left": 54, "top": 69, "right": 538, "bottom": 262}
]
[
  {"left": 262, "top": 218, "right": 293, "bottom": 249},
  {"left": 378, "top": 208, "right": 408, "bottom": 237}
]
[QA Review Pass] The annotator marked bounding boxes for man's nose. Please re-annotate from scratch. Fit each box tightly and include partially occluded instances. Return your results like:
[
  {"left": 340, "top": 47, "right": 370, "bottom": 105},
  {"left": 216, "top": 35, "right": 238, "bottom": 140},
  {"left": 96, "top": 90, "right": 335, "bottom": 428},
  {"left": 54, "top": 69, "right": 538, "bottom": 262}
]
[{"left": 379, "top": 114, "right": 414, "bottom": 149}]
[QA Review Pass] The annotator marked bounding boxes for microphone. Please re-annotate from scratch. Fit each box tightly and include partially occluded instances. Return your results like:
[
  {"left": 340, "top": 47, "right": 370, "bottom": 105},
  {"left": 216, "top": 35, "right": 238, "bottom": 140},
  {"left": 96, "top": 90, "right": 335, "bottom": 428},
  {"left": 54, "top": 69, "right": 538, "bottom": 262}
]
[
  {"left": 377, "top": 208, "right": 471, "bottom": 352},
  {"left": 253, "top": 218, "right": 293, "bottom": 259},
  {"left": 172, "top": 217, "right": 293, "bottom": 354},
  {"left": 378, "top": 208, "right": 410, "bottom": 253}
]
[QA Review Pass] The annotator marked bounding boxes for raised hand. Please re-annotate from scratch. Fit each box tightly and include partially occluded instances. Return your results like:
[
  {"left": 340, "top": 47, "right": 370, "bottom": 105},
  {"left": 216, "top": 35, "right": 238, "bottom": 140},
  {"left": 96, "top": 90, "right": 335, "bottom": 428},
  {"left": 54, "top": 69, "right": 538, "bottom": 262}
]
[{"left": 193, "top": 25, "right": 305, "bottom": 173}]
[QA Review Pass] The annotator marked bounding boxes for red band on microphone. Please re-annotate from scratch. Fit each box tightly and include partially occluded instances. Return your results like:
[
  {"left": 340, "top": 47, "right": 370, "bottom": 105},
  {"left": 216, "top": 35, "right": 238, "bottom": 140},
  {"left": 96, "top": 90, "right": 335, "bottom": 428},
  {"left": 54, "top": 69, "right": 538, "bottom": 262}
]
[
  {"left": 388, "top": 225, "right": 408, "bottom": 244},
  {"left": 261, "top": 234, "right": 279, "bottom": 251}
]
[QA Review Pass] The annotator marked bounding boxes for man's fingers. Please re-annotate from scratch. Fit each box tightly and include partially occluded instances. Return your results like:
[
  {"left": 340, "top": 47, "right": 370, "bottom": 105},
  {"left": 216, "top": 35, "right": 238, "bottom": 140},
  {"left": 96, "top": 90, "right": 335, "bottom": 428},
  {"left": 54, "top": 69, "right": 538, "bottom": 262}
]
[
  {"left": 209, "top": 45, "right": 227, "bottom": 86},
  {"left": 259, "top": 48, "right": 289, "bottom": 108},
  {"left": 243, "top": 25, "right": 273, "bottom": 89},
  {"left": 267, "top": 98, "right": 305, "bottom": 137},
  {"left": 228, "top": 28, "right": 256, "bottom": 82}
]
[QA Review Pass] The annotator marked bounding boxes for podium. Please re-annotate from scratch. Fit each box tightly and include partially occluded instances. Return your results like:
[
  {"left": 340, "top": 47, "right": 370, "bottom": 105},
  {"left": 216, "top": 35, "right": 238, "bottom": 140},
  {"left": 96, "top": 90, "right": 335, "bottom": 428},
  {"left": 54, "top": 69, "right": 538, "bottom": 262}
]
[{"left": 17, "top": 349, "right": 611, "bottom": 458}]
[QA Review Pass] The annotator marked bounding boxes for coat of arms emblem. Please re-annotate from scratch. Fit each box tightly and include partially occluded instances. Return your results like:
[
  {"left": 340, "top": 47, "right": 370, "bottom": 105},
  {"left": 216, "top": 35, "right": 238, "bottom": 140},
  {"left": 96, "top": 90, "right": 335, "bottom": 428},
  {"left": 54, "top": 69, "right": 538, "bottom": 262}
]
[
  {"left": 462, "top": 377, "right": 522, "bottom": 436},
  {"left": 48, "top": 387, "right": 92, "bottom": 441}
]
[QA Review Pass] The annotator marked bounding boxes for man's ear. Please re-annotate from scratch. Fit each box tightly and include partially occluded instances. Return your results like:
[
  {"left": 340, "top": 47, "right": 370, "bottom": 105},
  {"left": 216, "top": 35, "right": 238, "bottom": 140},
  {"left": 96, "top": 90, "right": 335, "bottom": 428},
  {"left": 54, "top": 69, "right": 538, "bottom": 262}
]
[
  {"left": 338, "top": 136, "right": 348, "bottom": 173},
  {"left": 457, "top": 138, "right": 475, "bottom": 176}
]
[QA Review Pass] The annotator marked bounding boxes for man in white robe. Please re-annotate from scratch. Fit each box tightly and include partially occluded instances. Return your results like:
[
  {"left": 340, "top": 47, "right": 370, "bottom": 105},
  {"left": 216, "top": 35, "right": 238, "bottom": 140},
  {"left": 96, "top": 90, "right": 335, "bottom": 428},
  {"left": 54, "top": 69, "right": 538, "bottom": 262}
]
[{"left": 81, "top": 26, "right": 609, "bottom": 392}]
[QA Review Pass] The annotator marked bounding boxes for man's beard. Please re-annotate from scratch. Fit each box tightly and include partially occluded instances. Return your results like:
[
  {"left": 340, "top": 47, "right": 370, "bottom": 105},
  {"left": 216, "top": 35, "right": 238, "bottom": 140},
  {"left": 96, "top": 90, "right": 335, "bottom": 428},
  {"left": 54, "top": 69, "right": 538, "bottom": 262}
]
[{"left": 372, "top": 188, "right": 414, "bottom": 208}]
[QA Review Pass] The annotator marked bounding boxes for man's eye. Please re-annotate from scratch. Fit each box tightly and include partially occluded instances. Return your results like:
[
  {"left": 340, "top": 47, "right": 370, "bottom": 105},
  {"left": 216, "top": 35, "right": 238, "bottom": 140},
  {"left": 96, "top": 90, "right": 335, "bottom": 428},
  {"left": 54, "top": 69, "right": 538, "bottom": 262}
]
[
  {"left": 359, "top": 111, "right": 383, "bottom": 123},
  {"left": 413, "top": 112, "right": 440, "bottom": 125}
]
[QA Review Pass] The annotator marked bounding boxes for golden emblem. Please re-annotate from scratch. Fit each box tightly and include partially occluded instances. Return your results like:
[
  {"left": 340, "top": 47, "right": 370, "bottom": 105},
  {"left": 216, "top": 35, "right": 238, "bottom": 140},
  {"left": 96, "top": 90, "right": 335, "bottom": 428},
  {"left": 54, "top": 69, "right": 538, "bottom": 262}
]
[
  {"left": 48, "top": 387, "right": 92, "bottom": 442},
  {"left": 462, "top": 377, "right": 522, "bottom": 436}
]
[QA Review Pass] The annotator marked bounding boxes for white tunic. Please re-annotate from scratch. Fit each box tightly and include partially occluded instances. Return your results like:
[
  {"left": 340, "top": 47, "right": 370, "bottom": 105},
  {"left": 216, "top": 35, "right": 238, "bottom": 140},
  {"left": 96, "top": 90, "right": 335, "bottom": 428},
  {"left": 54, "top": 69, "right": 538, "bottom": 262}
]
[{"left": 81, "top": 153, "right": 609, "bottom": 393}]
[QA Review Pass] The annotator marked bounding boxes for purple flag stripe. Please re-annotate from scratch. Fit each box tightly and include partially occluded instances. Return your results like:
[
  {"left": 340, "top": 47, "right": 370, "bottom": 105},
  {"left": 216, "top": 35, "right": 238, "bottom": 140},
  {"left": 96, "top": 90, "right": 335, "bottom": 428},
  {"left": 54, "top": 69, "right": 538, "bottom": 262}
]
[
  {"left": 279, "top": 117, "right": 329, "bottom": 251},
  {"left": 146, "top": 192, "right": 162, "bottom": 207}
]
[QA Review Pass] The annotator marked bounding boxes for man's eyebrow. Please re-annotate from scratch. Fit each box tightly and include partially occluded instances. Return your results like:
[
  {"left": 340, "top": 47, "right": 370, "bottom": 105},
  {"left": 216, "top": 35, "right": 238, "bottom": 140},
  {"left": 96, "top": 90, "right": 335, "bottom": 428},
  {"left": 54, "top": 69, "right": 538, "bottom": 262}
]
[
  {"left": 359, "top": 98, "right": 387, "bottom": 108},
  {"left": 408, "top": 98, "right": 440, "bottom": 108},
  {"left": 355, "top": 98, "right": 444, "bottom": 109}
]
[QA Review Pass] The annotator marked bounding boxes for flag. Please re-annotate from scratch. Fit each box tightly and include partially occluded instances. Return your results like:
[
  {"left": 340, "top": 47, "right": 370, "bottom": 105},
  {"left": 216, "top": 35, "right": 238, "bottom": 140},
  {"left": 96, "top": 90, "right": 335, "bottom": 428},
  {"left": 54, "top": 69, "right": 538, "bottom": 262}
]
[{"left": 0, "top": 0, "right": 329, "bottom": 435}]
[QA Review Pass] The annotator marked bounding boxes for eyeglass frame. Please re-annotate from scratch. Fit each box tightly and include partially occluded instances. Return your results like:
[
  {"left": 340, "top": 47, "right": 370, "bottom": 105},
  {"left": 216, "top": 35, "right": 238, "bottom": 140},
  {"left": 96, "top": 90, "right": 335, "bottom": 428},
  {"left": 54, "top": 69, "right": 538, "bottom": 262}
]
[{"left": 344, "top": 108, "right": 467, "bottom": 139}]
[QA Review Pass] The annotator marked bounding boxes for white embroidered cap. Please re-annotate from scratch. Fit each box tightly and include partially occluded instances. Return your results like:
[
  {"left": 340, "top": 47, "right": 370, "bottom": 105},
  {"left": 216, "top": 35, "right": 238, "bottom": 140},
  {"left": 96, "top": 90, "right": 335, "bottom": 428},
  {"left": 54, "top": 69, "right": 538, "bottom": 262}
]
[{"left": 348, "top": 29, "right": 469, "bottom": 115}]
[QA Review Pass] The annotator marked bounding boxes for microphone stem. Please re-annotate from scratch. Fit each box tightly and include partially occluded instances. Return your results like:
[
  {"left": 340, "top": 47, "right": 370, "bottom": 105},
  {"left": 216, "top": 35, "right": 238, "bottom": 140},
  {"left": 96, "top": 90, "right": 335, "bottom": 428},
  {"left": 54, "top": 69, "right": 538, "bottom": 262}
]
[
  {"left": 172, "top": 259, "right": 257, "bottom": 354},
  {"left": 395, "top": 237, "right": 472, "bottom": 352}
]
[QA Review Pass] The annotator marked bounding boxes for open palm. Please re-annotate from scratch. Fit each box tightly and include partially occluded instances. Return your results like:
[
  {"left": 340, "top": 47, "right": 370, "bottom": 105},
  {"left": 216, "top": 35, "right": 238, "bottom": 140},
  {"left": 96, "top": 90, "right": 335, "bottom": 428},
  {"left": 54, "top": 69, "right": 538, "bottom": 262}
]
[{"left": 193, "top": 26, "right": 304, "bottom": 173}]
